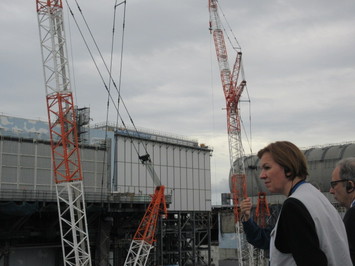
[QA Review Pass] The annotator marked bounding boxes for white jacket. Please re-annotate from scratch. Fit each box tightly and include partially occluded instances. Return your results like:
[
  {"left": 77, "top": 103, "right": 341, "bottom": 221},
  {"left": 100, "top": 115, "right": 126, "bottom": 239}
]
[{"left": 270, "top": 183, "right": 352, "bottom": 266}]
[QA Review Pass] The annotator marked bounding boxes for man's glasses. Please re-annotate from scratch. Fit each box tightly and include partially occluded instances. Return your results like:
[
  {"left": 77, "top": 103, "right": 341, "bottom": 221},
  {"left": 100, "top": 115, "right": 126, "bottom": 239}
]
[{"left": 330, "top": 179, "right": 349, "bottom": 189}]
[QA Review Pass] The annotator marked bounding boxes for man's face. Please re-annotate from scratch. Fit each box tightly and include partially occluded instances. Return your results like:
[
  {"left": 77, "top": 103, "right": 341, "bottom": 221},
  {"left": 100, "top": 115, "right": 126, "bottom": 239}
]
[{"left": 330, "top": 166, "right": 348, "bottom": 207}]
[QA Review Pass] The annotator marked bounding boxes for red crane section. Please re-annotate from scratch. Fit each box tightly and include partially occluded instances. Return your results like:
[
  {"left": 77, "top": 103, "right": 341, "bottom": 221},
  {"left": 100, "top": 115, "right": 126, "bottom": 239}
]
[
  {"left": 37, "top": 0, "right": 62, "bottom": 11},
  {"left": 231, "top": 174, "right": 247, "bottom": 223},
  {"left": 124, "top": 185, "right": 167, "bottom": 265},
  {"left": 208, "top": 0, "right": 247, "bottom": 220},
  {"left": 47, "top": 92, "right": 83, "bottom": 184},
  {"left": 255, "top": 192, "right": 270, "bottom": 228},
  {"left": 36, "top": 0, "right": 92, "bottom": 264},
  {"left": 37, "top": 0, "right": 82, "bottom": 184},
  {"left": 133, "top": 186, "right": 167, "bottom": 245},
  {"left": 209, "top": 0, "right": 252, "bottom": 264}
]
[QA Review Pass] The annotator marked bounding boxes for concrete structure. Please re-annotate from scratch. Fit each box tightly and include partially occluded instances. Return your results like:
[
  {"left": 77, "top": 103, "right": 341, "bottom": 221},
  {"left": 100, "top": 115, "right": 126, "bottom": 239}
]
[{"left": 0, "top": 114, "right": 213, "bottom": 265}]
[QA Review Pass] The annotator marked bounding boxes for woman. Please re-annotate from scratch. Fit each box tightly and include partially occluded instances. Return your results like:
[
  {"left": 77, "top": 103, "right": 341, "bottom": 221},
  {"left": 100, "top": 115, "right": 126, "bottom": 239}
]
[{"left": 250, "top": 141, "right": 352, "bottom": 265}]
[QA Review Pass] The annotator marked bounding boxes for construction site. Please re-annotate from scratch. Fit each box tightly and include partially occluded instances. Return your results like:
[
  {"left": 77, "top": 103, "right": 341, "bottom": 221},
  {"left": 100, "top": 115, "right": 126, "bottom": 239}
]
[
  {"left": 0, "top": 0, "right": 354, "bottom": 266},
  {"left": 0, "top": 113, "right": 353, "bottom": 266}
]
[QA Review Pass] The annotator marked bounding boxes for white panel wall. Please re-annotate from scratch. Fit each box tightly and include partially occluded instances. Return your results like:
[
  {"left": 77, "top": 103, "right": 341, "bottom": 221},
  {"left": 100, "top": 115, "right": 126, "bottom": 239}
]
[
  {"left": 114, "top": 134, "right": 212, "bottom": 211},
  {"left": 0, "top": 138, "right": 107, "bottom": 194}
]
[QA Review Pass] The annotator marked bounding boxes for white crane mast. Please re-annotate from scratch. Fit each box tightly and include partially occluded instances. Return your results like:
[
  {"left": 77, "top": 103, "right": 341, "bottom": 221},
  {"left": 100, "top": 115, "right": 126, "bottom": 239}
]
[{"left": 36, "top": 1, "right": 92, "bottom": 265}]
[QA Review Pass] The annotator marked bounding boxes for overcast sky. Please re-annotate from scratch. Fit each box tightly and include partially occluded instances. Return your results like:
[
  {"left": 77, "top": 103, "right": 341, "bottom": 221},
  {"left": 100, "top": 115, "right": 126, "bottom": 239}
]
[{"left": 1, "top": 0, "right": 355, "bottom": 204}]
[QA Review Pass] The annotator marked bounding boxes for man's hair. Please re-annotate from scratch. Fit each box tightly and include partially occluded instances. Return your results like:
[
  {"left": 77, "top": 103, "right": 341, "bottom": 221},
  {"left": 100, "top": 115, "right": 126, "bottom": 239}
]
[
  {"left": 257, "top": 141, "right": 309, "bottom": 180},
  {"left": 336, "top": 157, "right": 355, "bottom": 182}
]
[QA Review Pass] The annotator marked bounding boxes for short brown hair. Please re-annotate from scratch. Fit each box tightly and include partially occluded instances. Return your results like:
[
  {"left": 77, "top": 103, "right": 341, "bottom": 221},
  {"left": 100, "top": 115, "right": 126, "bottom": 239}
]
[{"left": 257, "top": 141, "right": 308, "bottom": 180}]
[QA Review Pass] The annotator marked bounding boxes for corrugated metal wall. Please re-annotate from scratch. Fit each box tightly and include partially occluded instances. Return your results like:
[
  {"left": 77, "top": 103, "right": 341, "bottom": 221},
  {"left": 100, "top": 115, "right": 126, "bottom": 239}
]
[
  {"left": 0, "top": 115, "right": 213, "bottom": 211},
  {"left": 114, "top": 134, "right": 212, "bottom": 211},
  {"left": 0, "top": 137, "right": 108, "bottom": 197}
]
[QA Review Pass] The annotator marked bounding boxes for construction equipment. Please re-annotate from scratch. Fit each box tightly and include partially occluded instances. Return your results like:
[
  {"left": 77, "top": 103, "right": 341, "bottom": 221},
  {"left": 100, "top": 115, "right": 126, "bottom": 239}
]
[
  {"left": 254, "top": 192, "right": 270, "bottom": 265},
  {"left": 124, "top": 154, "right": 168, "bottom": 266},
  {"left": 255, "top": 192, "right": 270, "bottom": 229},
  {"left": 208, "top": 0, "right": 252, "bottom": 264},
  {"left": 36, "top": 1, "right": 92, "bottom": 265}
]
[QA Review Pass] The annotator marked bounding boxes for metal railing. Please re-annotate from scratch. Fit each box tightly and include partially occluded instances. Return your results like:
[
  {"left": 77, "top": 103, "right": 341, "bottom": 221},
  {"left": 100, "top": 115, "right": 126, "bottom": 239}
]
[{"left": 0, "top": 188, "right": 172, "bottom": 205}]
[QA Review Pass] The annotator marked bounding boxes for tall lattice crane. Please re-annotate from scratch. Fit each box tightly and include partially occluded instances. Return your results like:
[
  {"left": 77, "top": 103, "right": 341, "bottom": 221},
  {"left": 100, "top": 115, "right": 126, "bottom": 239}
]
[
  {"left": 124, "top": 154, "right": 167, "bottom": 266},
  {"left": 36, "top": 1, "right": 92, "bottom": 265},
  {"left": 208, "top": 0, "right": 252, "bottom": 264}
]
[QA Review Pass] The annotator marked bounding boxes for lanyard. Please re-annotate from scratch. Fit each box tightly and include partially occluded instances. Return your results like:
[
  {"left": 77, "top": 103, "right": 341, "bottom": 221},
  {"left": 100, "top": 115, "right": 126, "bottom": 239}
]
[{"left": 289, "top": 180, "right": 306, "bottom": 196}]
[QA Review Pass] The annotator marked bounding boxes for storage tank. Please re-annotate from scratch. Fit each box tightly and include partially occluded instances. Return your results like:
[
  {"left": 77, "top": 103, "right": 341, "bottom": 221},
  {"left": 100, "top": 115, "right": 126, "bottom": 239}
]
[{"left": 231, "top": 142, "right": 355, "bottom": 197}]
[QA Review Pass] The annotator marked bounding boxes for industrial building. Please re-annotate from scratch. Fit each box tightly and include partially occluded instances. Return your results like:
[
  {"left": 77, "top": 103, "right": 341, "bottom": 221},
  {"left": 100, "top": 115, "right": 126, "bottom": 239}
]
[
  {"left": 1, "top": 0, "right": 352, "bottom": 265},
  {"left": 0, "top": 114, "right": 213, "bottom": 266},
  {"left": 0, "top": 114, "right": 353, "bottom": 266}
]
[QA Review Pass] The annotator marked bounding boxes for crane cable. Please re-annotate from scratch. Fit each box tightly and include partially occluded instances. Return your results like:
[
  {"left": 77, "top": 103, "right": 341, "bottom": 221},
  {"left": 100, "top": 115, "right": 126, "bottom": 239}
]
[
  {"left": 209, "top": 31, "right": 219, "bottom": 204},
  {"left": 110, "top": 0, "right": 126, "bottom": 128},
  {"left": 216, "top": 1, "right": 241, "bottom": 51},
  {"left": 212, "top": 0, "right": 255, "bottom": 198},
  {"left": 108, "top": 0, "right": 127, "bottom": 194},
  {"left": 100, "top": 0, "right": 127, "bottom": 199},
  {"left": 211, "top": 1, "right": 253, "bottom": 156},
  {"left": 65, "top": 0, "right": 151, "bottom": 159},
  {"left": 217, "top": 0, "right": 253, "bottom": 156},
  {"left": 218, "top": 1, "right": 256, "bottom": 196}
]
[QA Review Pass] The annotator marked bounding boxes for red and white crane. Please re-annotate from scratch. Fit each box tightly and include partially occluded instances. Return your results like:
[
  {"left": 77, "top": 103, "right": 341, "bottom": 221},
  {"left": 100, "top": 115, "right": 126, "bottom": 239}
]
[
  {"left": 124, "top": 154, "right": 167, "bottom": 266},
  {"left": 208, "top": 0, "right": 252, "bottom": 264},
  {"left": 36, "top": 1, "right": 91, "bottom": 265}
]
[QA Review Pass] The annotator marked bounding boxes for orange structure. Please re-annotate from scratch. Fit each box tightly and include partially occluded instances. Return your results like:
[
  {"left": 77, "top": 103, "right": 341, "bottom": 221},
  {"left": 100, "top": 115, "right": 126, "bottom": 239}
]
[
  {"left": 124, "top": 186, "right": 167, "bottom": 266},
  {"left": 124, "top": 155, "right": 168, "bottom": 266},
  {"left": 46, "top": 92, "right": 83, "bottom": 184},
  {"left": 231, "top": 174, "right": 248, "bottom": 223},
  {"left": 255, "top": 192, "right": 270, "bottom": 229}
]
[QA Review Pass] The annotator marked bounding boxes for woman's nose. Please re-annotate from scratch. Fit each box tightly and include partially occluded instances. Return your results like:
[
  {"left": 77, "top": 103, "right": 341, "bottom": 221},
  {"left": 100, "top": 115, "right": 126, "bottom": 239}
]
[{"left": 259, "top": 170, "right": 266, "bottom": 179}]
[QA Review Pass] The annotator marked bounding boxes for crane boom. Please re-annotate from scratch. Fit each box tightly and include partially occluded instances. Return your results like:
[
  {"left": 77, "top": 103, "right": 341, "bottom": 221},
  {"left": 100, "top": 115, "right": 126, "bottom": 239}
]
[
  {"left": 36, "top": 1, "right": 92, "bottom": 265},
  {"left": 123, "top": 152, "right": 167, "bottom": 266},
  {"left": 139, "top": 154, "right": 162, "bottom": 187},
  {"left": 208, "top": 0, "right": 252, "bottom": 264},
  {"left": 124, "top": 185, "right": 167, "bottom": 266}
]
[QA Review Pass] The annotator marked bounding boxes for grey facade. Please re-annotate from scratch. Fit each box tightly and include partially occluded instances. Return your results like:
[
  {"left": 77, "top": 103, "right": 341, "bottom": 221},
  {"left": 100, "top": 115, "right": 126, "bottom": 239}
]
[
  {"left": 0, "top": 114, "right": 213, "bottom": 265},
  {"left": 113, "top": 127, "right": 212, "bottom": 211}
]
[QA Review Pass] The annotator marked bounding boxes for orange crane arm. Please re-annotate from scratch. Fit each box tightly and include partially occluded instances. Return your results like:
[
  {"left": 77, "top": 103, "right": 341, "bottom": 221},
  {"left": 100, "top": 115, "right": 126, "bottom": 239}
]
[
  {"left": 133, "top": 186, "right": 167, "bottom": 245},
  {"left": 124, "top": 185, "right": 167, "bottom": 266},
  {"left": 124, "top": 156, "right": 167, "bottom": 265}
]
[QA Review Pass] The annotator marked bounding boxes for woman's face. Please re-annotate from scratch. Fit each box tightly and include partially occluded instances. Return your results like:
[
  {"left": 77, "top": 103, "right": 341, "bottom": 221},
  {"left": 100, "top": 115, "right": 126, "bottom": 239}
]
[{"left": 259, "top": 152, "right": 289, "bottom": 195}]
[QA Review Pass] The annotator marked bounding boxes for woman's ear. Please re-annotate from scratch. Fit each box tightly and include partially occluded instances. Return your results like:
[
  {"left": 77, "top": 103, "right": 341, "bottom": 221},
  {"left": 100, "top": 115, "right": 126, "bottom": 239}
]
[{"left": 284, "top": 167, "right": 293, "bottom": 179}]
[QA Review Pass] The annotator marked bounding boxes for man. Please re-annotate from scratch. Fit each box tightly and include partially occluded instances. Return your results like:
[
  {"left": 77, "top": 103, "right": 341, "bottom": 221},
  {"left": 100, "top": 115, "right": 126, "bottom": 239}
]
[{"left": 330, "top": 157, "right": 355, "bottom": 265}]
